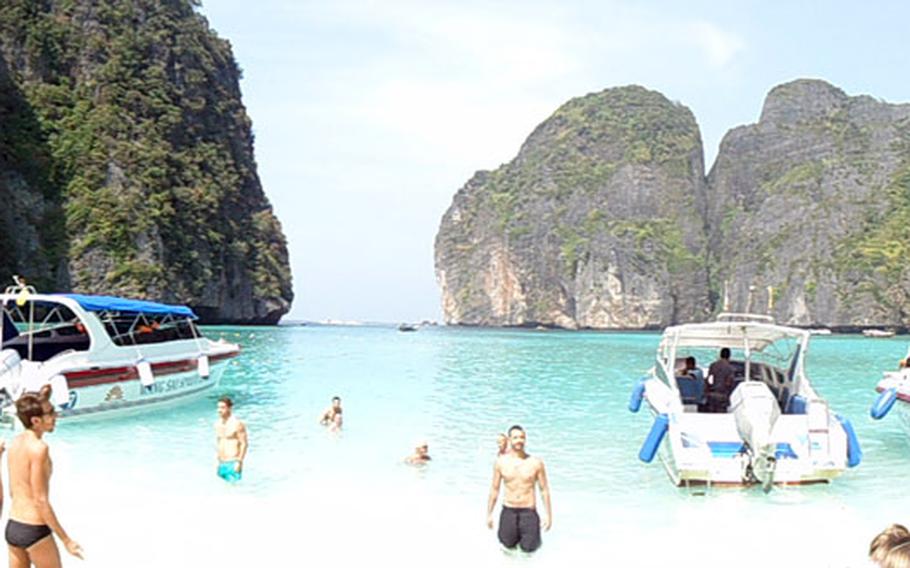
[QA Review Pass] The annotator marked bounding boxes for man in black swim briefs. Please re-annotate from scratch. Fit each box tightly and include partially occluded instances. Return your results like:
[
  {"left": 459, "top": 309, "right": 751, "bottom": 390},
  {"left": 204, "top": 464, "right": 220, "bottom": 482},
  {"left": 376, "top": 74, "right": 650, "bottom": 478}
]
[{"left": 486, "top": 425, "right": 552, "bottom": 553}]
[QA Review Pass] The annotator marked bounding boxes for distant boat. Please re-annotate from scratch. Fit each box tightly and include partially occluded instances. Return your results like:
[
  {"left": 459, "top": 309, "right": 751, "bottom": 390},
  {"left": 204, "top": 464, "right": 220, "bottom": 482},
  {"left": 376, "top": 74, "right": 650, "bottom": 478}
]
[
  {"left": 398, "top": 323, "right": 417, "bottom": 332},
  {"left": 808, "top": 328, "right": 832, "bottom": 336},
  {"left": 863, "top": 329, "right": 896, "bottom": 338}
]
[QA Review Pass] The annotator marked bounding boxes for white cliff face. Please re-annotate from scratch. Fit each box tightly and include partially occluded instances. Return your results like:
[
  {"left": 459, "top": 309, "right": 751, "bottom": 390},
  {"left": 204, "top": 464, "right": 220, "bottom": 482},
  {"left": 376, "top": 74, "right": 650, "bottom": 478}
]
[
  {"left": 482, "top": 244, "right": 527, "bottom": 323},
  {"left": 434, "top": 86, "right": 709, "bottom": 329}
]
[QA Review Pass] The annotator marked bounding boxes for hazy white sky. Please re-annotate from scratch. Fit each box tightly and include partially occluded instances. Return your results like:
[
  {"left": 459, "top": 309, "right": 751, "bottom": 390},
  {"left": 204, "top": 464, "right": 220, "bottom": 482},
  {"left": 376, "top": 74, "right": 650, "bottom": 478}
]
[{"left": 200, "top": 0, "right": 909, "bottom": 323}]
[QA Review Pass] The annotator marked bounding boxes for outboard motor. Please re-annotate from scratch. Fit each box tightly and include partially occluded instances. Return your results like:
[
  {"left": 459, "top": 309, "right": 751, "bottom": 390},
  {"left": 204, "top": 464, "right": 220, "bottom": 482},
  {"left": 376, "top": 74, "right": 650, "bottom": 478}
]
[{"left": 730, "top": 381, "right": 781, "bottom": 491}]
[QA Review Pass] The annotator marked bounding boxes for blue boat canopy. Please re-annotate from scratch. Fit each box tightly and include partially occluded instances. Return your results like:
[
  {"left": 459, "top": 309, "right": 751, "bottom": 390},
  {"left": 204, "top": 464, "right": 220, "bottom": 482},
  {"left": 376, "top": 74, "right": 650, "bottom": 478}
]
[{"left": 55, "top": 294, "right": 197, "bottom": 319}]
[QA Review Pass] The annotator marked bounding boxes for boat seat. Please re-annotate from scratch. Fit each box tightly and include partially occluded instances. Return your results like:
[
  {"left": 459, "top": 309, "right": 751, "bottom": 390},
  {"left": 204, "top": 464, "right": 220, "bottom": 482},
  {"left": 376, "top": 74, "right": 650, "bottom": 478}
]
[{"left": 676, "top": 370, "right": 705, "bottom": 405}]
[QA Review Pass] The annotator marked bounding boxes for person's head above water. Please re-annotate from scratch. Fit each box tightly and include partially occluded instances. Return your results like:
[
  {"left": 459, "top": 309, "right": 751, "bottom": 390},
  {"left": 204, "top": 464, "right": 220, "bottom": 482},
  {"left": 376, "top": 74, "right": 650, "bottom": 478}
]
[
  {"left": 871, "top": 524, "right": 910, "bottom": 565},
  {"left": 16, "top": 384, "right": 56, "bottom": 431},
  {"left": 332, "top": 396, "right": 342, "bottom": 411}
]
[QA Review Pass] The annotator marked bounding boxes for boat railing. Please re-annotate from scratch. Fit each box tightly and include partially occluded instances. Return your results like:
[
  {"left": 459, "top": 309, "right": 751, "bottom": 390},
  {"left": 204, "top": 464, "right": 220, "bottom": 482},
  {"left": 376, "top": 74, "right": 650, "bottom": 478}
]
[{"left": 716, "top": 313, "right": 775, "bottom": 324}]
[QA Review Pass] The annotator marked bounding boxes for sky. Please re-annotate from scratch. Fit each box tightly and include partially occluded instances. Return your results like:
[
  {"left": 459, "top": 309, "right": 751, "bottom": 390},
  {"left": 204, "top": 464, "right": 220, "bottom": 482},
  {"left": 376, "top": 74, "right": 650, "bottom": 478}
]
[{"left": 199, "top": 0, "right": 910, "bottom": 323}]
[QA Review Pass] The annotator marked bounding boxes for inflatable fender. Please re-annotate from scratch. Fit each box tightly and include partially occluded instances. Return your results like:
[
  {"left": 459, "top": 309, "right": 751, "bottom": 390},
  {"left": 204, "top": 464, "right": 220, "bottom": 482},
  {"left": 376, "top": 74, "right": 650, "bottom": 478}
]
[
  {"left": 137, "top": 358, "right": 155, "bottom": 387},
  {"left": 836, "top": 414, "right": 862, "bottom": 468},
  {"left": 870, "top": 388, "right": 898, "bottom": 420},
  {"left": 629, "top": 377, "right": 648, "bottom": 413},
  {"left": 639, "top": 413, "right": 669, "bottom": 463}
]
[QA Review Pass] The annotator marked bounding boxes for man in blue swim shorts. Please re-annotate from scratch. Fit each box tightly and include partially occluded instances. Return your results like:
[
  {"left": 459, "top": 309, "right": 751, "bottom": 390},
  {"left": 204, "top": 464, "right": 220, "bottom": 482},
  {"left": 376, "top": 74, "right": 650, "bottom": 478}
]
[{"left": 215, "top": 397, "right": 248, "bottom": 482}]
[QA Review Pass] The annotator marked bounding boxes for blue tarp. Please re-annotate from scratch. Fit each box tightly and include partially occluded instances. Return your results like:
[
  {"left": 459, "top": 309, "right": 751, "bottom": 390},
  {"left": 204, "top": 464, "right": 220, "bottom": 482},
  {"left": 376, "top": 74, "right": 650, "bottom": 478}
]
[{"left": 55, "top": 294, "right": 197, "bottom": 319}]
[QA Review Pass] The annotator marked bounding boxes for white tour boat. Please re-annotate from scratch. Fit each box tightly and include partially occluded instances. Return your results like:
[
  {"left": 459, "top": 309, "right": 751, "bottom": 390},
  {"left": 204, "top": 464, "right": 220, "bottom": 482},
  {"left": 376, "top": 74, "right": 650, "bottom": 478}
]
[
  {"left": 870, "top": 349, "right": 910, "bottom": 426},
  {"left": 0, "top": 279, "right": 240, "bottom": 423},
  {"left": 629, "top": 313, "right": 861, "bottom": 490}
]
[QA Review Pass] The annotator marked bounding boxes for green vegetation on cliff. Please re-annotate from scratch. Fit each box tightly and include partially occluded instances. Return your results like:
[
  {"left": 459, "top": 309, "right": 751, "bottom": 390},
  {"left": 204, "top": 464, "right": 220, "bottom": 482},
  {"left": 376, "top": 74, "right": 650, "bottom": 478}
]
[{"left": 0, "top": 0, "right": 292, "bottom": 322}]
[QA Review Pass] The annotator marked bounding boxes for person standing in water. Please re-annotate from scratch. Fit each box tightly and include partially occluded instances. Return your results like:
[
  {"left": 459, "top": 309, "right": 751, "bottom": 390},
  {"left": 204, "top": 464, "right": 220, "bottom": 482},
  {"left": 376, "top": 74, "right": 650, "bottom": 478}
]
[
  {"left": 497, "top": 433, "right": 509, "bottom": 456},
  {"left": 319, "top": 396, "right": 343, "bottom": 430},
  {"left": 404, "top": 441, "right": 431, "bottom": 466},
  {"left": 486, "top": 425, "right": 552, "bottom": 553},
  {"left": 215, "top": 396, "right": 248, "bottom": 482},
  {"left": 7, "top": 385, "right": 83, "bottom": 566}
]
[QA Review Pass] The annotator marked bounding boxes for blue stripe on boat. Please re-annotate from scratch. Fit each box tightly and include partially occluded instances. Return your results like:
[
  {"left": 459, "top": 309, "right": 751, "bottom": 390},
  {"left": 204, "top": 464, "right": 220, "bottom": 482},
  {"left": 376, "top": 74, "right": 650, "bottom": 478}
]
[{"left": 706, "top": 441, "right": 798, "bottom": 459}]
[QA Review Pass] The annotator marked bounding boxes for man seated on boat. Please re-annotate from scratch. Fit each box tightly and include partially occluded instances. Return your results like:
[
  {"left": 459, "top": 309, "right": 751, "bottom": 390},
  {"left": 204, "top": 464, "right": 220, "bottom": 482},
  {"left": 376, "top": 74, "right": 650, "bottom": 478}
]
[
  {"left": 705, "top": 348, "right": 736, "bottom": 413},
  {"left": 675, "top": 356, "right": 705, "bottom": 405}
]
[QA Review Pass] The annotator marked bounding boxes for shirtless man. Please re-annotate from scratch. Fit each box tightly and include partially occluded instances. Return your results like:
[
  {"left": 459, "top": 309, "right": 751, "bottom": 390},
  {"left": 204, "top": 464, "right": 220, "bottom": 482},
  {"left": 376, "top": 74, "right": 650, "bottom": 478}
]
[
  {"left": 215, "top": 397, "right": 248, "bottom": 483},
  {"left": 486, "top": 425, "right": 552, "bottom": 553},
  {"left": 319, "top": 396, "right": 342, "bottom": 430},
  {"left": 7, "top": 385, "right": 83, "bottom": 567}
]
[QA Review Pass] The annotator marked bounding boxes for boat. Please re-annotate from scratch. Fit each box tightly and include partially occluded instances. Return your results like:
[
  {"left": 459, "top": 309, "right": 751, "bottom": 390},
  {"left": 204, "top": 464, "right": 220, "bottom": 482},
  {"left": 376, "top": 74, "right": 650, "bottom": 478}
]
[
  {"left": 629, "top": 313, "right": 861, "bottom": 490},
  {"left": 398, "top": 323, "right": 417, "bottom": 332},
  {"left": 869, "top": 351, "right": 910, "bottom": 424},
  {"left": 863, "top": 329, "right": 896, "bottom": 338},
  {"left": 808, "top": 328, "right": 832, "bottom": 336},
  {"left": 0, "top": 278, "right": 240, "bottom": 424}
]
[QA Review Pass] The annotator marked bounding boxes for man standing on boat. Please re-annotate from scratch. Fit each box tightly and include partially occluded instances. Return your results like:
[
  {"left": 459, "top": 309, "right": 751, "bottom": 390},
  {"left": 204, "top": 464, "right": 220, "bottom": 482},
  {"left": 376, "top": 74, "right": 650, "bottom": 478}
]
[
  {"left": 486, "top": 425, "right": 552, "bottom": 553},
  {"left": 706, "top": 347, "right": 736, "bottom": 413},
  {"left": 215, "top": 397, "right": 248, "bottom": 482}
]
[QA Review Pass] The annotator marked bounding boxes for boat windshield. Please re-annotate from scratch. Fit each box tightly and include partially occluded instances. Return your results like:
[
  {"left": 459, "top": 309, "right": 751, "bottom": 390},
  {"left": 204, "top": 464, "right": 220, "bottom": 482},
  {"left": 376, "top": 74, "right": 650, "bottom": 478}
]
[
  {"left": 1, "top": 299, "right": 91, "bottom": 361},
  {"left": 97, "top": 312, "right": 204, "bottom": 346}
]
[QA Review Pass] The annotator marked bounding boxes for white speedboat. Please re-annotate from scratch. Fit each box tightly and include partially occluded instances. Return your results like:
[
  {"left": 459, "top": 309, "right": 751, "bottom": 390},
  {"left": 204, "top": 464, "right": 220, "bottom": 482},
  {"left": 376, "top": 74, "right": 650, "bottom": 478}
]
[
  {"left": 629, "top": 313, "right": 861, "bottom": 489},
  {"left": 870, "top": 353, "right": 910, "bottom": 425},
  {"left": 0, "top": 279, "right": 240, "bottom": 423}
]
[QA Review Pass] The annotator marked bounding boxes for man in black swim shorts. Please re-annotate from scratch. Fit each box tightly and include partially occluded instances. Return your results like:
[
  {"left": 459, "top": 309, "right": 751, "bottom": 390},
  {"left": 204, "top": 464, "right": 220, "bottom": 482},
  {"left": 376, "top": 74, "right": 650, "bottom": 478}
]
[{"left": 486, "top": 425, "right": 552, "bottom": 552}]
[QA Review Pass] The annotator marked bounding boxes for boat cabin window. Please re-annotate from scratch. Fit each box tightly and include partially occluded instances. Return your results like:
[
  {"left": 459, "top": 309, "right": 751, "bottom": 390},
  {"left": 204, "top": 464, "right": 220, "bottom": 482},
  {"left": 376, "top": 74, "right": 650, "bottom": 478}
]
[
  {"left": 1, "top": 300, "right": 91, "bottom": 361},
  {"left": 97, "top": 312, "right": 203, "bottom": 346},
  {"left": 673, "top": 339, "right": 801, "bottom": 414}
]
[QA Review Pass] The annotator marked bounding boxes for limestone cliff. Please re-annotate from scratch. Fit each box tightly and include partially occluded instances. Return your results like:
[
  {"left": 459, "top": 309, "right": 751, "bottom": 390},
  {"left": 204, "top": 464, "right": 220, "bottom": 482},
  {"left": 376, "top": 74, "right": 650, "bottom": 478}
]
[
  {"left": 0, "top": 0, "right": 292, "bottom": 323},
  {"left": 709, "top": 79, "right": 910, "bottom": 327},
  {"left": 435, "top": 86, "right": 710, "bottom": 328},
  {"left": 437, "top": 79, "right": 910, "bottom": 329}
]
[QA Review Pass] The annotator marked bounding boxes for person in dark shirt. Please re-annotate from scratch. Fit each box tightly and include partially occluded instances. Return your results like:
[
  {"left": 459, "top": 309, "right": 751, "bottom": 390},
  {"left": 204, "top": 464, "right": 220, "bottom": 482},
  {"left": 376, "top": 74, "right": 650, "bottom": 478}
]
[{"left": 706, "top": 348, "right": 736, "bottom": 413}]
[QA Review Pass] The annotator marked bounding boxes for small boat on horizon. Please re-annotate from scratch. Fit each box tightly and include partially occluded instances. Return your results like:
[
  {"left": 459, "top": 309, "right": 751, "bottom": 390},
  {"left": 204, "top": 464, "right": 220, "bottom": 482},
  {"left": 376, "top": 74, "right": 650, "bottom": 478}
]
[
  {"left": 398, "top": 323, "right": 418, "bottom": 332},
  {"left": 629, "top": 313, "right": 861, "bottom": 490},
  {"left": 0, "top": 278, "right": 240, "bottom": 424},
  {"left": 863, "top": 329, "right": 896, "bottom": 338}
]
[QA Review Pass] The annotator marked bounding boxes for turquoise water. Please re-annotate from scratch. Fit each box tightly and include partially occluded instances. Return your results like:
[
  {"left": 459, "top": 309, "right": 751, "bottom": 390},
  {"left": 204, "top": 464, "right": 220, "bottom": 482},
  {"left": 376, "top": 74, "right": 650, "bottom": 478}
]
[{"left": 12, "top": 325, "right": 910, "bottom": 567}]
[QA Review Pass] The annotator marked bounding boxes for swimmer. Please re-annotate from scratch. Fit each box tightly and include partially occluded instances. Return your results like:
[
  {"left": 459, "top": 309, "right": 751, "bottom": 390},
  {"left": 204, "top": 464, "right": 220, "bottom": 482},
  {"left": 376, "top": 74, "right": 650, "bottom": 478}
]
[
  {"left": 404, "top": 442, "right": 431, "bottom": 466},
  {"left": 870, "top": 524, "right": 910, "bottom": 566},
  {"left": 7, "top": 385, "right": 84, "bottom": 566},
  {"left": 486, "top": 425, "right": 552, "bottom": 553},
  {"left": 319, "top": 396, "right": 342, "bottom": 429},
  {"left": 215, "top": 396, "right": 248, "bottom": 483}
]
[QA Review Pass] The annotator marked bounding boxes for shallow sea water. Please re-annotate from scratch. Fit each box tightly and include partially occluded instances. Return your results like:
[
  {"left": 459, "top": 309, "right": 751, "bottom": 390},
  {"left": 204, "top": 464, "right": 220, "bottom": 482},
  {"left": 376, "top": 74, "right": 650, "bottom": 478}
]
[{"left": 7, "top": 325, "right": 910, "bottom": 567}]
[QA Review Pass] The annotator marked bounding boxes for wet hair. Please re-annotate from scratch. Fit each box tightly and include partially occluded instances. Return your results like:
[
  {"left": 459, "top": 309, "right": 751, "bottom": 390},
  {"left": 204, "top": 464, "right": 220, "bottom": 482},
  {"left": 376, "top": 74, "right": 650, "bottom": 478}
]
[
  {"left": 332, "top": 396, "right": 341, "bottom": 403},
  {"left": 882, "top": 541, "right": 910, "bottom": 568},
  {"left": 218, "top": 396, "right": 233, "bottom": 408},
  {"left": 16, "top": 384, "right": 53, "bottom": 429},
  {"left": 508, "top": 424, "right": 524, "bottom": 436},
  {"left": 720, "top": 347, "right": 731, "bottom": 359},
  {"left": 871, "top": 524, "right": 910, "bottom": 564}
]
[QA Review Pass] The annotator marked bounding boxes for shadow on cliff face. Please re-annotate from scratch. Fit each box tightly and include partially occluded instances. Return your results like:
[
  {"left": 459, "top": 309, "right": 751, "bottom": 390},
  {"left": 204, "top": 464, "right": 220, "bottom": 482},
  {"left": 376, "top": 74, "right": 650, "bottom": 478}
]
[{"left": 0, "top": 54, "right": 69, "bottom": 290}]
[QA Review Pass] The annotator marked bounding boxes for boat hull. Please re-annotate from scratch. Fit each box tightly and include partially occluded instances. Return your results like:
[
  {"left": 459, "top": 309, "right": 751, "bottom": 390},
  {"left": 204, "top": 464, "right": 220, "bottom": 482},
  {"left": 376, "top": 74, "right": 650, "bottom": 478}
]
[{"left": 1, "top": 352, "right": 236, "bottom": 426}]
